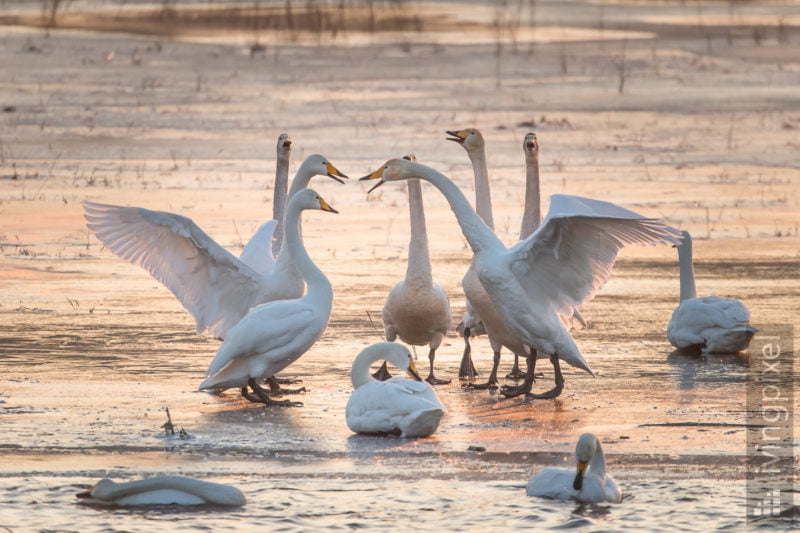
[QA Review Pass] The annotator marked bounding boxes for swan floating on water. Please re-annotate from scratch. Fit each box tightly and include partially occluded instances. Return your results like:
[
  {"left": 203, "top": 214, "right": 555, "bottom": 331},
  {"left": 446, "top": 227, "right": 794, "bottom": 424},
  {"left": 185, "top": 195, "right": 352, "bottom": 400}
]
[
  {"left": 370, "top": 155, "right": 452, "bottom": 385},
  {"left": 83, "top": 152, "right": 347, "bottom": 340},
  {"left": 667, "top": 230, "right": 757, "bottom": 354},
  {"left": 361, "top": 158, "right": 681, "bottom": 398},
  {"left": 77, "top": 475, "right": 246, "bottom": 507},
  {"left": 199, "top": 189, "right": 336, "bottom": 406},
  {"left": 527, "top": 432, "right": 621, "bottom": 504},
  {"left": 346, "top": 342, "right": 447, "bottom": 438}
]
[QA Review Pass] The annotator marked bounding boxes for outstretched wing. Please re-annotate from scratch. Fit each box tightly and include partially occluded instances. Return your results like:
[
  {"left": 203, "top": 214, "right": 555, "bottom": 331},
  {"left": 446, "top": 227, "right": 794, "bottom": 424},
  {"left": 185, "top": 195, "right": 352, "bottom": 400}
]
[
  {"left": 509, "top": 194, "right": 681, "bottom": 322},
  {"left": 240, "top": 219, "right": 278, "bottom": 274},
  {"left": 84, "top": 201, "right": 264, "bottom": 338}
]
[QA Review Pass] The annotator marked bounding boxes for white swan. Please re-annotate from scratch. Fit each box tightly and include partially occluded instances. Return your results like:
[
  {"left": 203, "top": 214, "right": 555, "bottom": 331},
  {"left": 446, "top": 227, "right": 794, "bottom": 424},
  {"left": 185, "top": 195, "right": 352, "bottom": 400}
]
[
  {"left": 199, "top": 189, "right": 336, "bottom": 406},
  {"left": 239, "top": 133, "right": 293, "bottom": 273},
  {"left": 346, "top": 342, "right": 447, "bottom": 438},
  {"left": 77, "top": 475, "right": 246, "bottom": 507},
  {"left": 526, "top": 433, "right": 621, "bottom": 503},
  {"left": 361, "top": 158, "right": 680, "bottom": 398},
  {"left": 667, "top": 230, "right": 757, "bottom": 353},
  {"left": 371, "top": 156, "right": 452, "bottom": 385},
  {"left": 84, "top": 153, "right": 347, "bottom": 340}
]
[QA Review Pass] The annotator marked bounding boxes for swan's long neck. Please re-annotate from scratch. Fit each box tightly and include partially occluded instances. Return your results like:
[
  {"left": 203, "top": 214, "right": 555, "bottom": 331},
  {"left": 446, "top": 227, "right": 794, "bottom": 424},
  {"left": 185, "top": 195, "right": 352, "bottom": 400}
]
[
  {"left": 405, "top": 179, "right": 433, "bottom": 286},
  {"left": 406, "top": 162, "right": 503, "bottom": 255},
  {"left": 275, "top": 159, "right": 321, "bottom": 271},
  {"left": 467, "top": 149, "right": 494, "bottom": 230},
  {"left": 271, "top": 151, "right": 291, "bottom": 255},
  {"left": 519, "top": 152, "right": 541, "bottom": 240},
  {"left": 283, "top": 200, "right": 332, "bottom": 303},
  {"left": 588, "top": 440, "right": 607, "bottom": 481},
  {"left": 677, "top": 237, "right": 696, "bottom": 302},
  {"left": 351, "top": 348, "right": 384, "bottom": 389}
]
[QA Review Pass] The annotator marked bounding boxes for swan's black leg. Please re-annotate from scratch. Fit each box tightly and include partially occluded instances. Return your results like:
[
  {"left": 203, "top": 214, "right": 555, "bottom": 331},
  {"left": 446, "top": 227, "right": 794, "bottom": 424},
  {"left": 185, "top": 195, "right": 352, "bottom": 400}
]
[
  {"left": 248, "top": 378, "right": 304, "bottom": 407},
  {"left": 372, "top": 361, "right": 392, "bottom": 381},
  {"left": 464, "top": 350, "right": 500, "bottom": 390},
  {"left": 500, "top": 348, "right": 537, "bottom": 398},
  {"left": 458, "top": 327, "right": 479, "bottom": 380},
  {"left": 426, "top": 348, "right": 451, "bottom": 385},
  {"left": 265, "top": 376, "right": 306, "bottom": 395},
  {"left": 241, "top": 386, "right": 263, "bottom": 403},
  {"left": 526, "top": 354, "right": 565, "bottom": 399},
  {"left": 506, "top": 353, "right": 527, "bottom": 380}
]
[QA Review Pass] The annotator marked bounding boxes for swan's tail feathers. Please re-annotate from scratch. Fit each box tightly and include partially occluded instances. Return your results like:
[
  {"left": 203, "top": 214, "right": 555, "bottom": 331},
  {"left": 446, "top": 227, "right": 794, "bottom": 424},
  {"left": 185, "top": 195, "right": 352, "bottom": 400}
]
[{"left": 401, "top": 409, "right": 445, "bottom": 438}]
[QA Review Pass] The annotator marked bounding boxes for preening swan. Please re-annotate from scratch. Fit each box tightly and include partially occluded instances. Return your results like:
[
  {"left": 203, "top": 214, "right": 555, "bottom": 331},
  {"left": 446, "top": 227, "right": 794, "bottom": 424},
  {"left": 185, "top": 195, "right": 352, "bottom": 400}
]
[
  {"left": 84, "top": 153, "right": 347, "bottom": 340},
  {"left": 77, "top": 475, "right": 246, "bottom": 507},
  {"left": 667, "top": 230, "right": 757, "bottom": 354},
  {"left": 526, "top": 433, "right": 621, "bottom": 504},
  {"left": 371, "top": 155, "right": 452, "bottom": 385},
  {"left": 362, "top": 158, "right": 680, "bottom": 398},
  {"left": 346, "top": 342, "right": 447, "bottom": 438},
  {"left": 198, "top": 189, "right": 336, "bottom": 406}
]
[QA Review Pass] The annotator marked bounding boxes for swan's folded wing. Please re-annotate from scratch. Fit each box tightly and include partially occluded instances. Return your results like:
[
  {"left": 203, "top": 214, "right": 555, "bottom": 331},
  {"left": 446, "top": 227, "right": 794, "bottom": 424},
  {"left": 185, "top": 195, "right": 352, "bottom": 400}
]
[
  {"left": 509, "top": 195, "right": 681, "bottom": 322},
  {"left": 83, "top": 201, "right": 263, "bottom": 338},
  {"left": 239, "top": 219, "right": 278, "bottom": 274}
]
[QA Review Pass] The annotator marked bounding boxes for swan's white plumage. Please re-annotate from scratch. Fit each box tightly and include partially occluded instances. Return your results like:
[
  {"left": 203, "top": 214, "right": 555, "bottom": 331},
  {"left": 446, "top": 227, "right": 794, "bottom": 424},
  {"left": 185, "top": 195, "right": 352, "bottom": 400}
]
[
  {"left": 363, "top": 159, "right": 681, "bottom": 377},
  {"left": 346, "top": 342, "right": 446, "bottom": 438},
  {"left": 199, "top": 189, "right": 335, "bottom": 391},
  {"left": 667, "top": 230, "right": 756, "bottom": 353},
  {"left": 78, "top": 475, "right": 246, "bottom": 507},
  {"left": 526, "top": 433, "right": 621, "bottom": 504},
  {"left": 84, "top": 153, "right": 345, "bottom": 339}
]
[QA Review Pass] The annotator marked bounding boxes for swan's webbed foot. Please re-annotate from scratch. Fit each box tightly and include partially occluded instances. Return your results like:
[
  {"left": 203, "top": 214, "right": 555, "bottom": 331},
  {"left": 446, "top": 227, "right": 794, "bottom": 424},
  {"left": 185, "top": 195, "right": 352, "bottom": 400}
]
[
  {"left": 372, "top": 361, "right": 392, "bottom": 381},
  {"left": 272, "top": 375, "right": 303, "bottom": 385},
  {"left": 241, "top": 387, "right": 262, "bottom": 403},
  {"left": 505, "top": 354, "right": 527, "bottom": 380},
  {"left": 458, "top": 329, "right": 479, "bottom": 380},
  {"left": 426, "top": 348, "right": 451, "bottom": 385},
  {"left": 500, "top": 349, "right": 538, "bottom": 398},
  {"left": 265, "top": 376, "right": 307, "bottom": 395},
  {"left": 463, "top": 350, "right": 500, "bottom": 390},
  {"left": 247, "top": 378, "right": 304, "bottom": 407},
  {"left": 522, "top": 354, "right": 565, "bottom": 399}
]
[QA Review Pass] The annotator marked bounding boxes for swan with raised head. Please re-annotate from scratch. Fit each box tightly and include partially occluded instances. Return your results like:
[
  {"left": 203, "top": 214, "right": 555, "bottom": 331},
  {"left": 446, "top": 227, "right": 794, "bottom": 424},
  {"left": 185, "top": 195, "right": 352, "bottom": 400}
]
[
  {"left": 370, "top": 156, "right": 452, "bottom": 385},
  {"left": 346, "top": 342, "right": 447, "bottom": 438},
  {"left": 667, "top": 230, "right": 757, "bottom": 354},
  {"left": 77, "top": 475, "right": 246, "bottom": 507},
  {"left": 526, "top": 433, "right": 621, "bottom": 503},
  {"left": 84, "top": 153, "right": 347, "bottom": 340},
  {"left": 198, "top": 189, "right": 336, "bottom": 406},
  {"left": 362, "top": 158, "right": 680, "bottom": 398}
]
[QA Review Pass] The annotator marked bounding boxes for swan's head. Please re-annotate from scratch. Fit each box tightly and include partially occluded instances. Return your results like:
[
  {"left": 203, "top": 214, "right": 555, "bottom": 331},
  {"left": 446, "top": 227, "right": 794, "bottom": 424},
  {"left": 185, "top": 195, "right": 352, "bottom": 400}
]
[
  {"left": 368, "top": 342, "right": 422, "bottom": 381},
  {"left": 446, "top": 128, "right": 484, "bottom": 153},
  {"left": 359, "top": 158, "right": 417, "bottom": 193},
  {"left": 76, "top": 478, "right": 113, "bottom": 500},
  {"left": 277, "top": 133, "right": 293, "bottom": 154},
  {"left": 523, "top": 132, "right": 539, "bottom": 155},
  {"left": 674, "top": 229, "right": 692, "bottom": 250},
  {"left": 290, "top": 188, "right": 339, "bottom": 214},
  {"left": 572, "top": 433, "right": 599, "bottom": 491},
  {"left": 302, "top": 154, "right": 349, "bottom": 184}
]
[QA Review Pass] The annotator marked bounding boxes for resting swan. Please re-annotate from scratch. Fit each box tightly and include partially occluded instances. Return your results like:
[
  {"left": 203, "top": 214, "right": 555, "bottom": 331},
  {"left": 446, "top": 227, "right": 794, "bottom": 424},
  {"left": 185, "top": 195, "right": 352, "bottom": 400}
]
[
  {"left": 667, "top": 230, "right": 757, "bottom": 353},
  {"left": 84, "top": 153, "right": 347, "bottom": 340},
  {"left": 370, "top": 156, "right": 452, "bottom": 385},
  {"left": 198, "top": 189, "right": 336, "bottom": 406},
  {"left": 77, "top": 475, "right": 246, "bottom": 507},
  {"left": 346, "top": 342, "right": 447, "bottom": 437},
  {"left": 526, "top": 433, "right": 621, "bottom": 503},
  {"left": 361, "top": 158, "right": 680, "bottom": 398}
]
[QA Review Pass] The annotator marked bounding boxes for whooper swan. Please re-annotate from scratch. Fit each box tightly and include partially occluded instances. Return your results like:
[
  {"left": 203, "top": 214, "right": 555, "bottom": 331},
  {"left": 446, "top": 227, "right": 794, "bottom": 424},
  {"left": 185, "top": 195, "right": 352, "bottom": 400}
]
[{"left": 77, "top": 475, "right": 246, "bottom": 507}]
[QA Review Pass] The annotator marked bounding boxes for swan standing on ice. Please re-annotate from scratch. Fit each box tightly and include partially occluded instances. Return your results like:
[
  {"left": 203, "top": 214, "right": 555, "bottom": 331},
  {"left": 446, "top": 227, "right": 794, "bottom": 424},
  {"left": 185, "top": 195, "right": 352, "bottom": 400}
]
[
  {"left": 361, "top": 158, "right": 680, "bottom": 398},
  {"left": 526, "top": 433, "right": 621, "bottom": 503},
  {"left": 346, "top": 342, "right": 447, "bottom": 438},
  {"left": 199, "top": 189, "right": 337, "bottom": 406},
  {"left": 84, "top": 153, "right": 347, "bottom": 340},
  {"left": 369, "top": 156, "right": 452, "bottom": 385},
  {"left": 77, "top": 475, "right": 246, "bottom": 507},
  {"left": 667, "top": 230, "right": 757, "bottom": 353}
]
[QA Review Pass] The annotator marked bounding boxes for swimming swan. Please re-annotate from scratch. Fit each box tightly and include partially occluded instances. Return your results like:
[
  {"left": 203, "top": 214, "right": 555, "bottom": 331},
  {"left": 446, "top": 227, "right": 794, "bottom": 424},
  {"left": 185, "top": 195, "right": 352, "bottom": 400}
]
[
  {"left": 667, "top": 230, "right": 757, "bottom": 354},
  {"left": 198, "top": 189, "right": 336, "bottom": 406},
  {"left": 77, "top": 475, "right": 246, "bottom": 507},
  {"left": 346, "top": 342, "right": 447, "bottom": 437},
  {"left": 84, "top": 153, "right": 347, "bottom": 340},
  {"left": 526, "top": 432, "right": 621, "bottom": 503},
  {"left": 361, "top": 158, "right": 680, "bottom": 398}
]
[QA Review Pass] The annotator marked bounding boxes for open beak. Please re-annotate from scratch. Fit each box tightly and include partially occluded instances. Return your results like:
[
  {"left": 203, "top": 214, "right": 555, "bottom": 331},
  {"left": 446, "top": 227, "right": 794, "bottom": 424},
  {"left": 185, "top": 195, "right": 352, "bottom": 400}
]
[
  {"left": 324, "top": 162, "right": 349, "bottom": 184},
  {"left": 407, "top": 358, "right": 422, "bottom": 381},
  {"left": 572, "top": 460, "right": 588, "bottom": 491},
  {"left": 318, "top": 197, "right": 339, "bottom": 214},
  {"left": 359, "top": 166, "right": 385, "bottom": 194},
  {"left": 446, "top": 129, "right": 469, "bottom": 143},
  {"left": 283, "top": 139, "right": 293, "bottom": 149}
]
